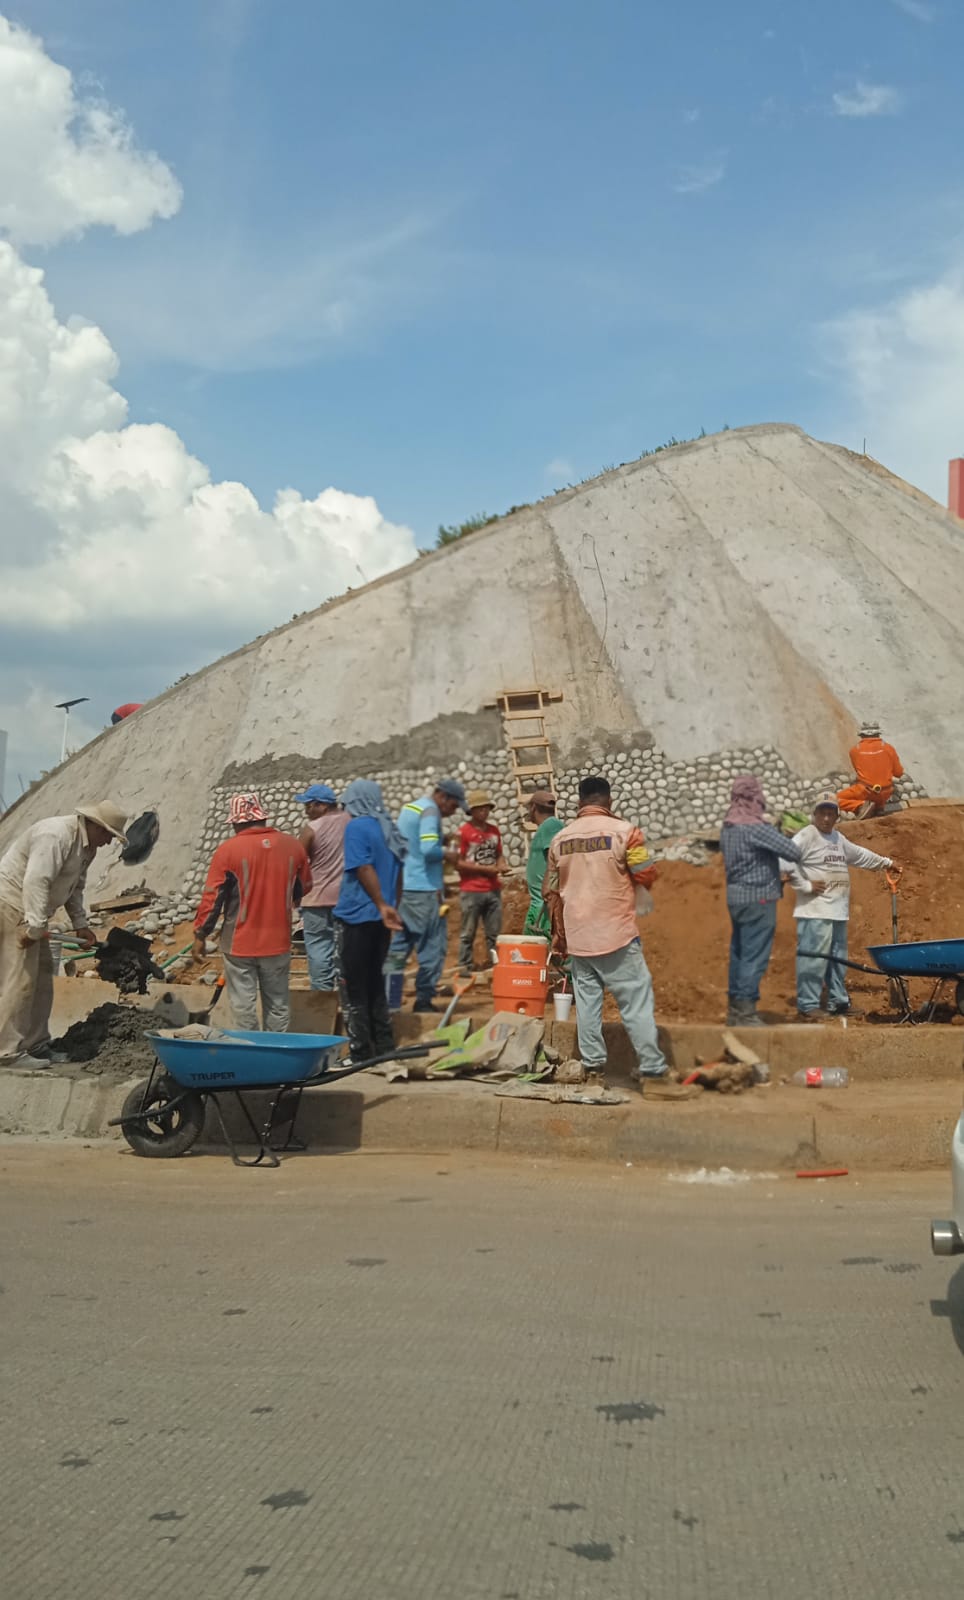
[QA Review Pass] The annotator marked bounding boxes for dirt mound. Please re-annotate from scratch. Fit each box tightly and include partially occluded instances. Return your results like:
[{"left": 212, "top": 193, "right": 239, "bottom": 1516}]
[{"left": 51, "top": 1003, "right": 170, "bottom": 1080}]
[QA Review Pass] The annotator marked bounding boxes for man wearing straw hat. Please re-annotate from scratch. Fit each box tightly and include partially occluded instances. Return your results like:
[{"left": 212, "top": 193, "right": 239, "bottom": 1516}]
[
  {"left": 456, "top": 789, "right": 509, "bottom": 974},
  {"left": 0, "top": 801, "right": 128, "bottom": 1069}
]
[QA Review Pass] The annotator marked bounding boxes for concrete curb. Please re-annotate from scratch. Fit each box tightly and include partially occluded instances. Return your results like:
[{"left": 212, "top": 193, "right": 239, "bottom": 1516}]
[{"left": 0, "top": 1069, "right": 959, "bottom": 1171}]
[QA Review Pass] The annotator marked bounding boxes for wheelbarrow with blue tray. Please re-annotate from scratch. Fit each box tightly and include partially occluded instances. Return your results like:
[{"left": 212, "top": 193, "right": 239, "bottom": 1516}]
[
  {"left": 109, "top": 1031, "right": 431, "bottom": 1167},
  {"left": 832, "top": 938, "right": 964, "bottom": 1023}
]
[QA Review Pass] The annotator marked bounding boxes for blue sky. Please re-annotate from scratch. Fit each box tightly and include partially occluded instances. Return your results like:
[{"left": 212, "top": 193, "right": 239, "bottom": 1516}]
[
  {"left": 20, "top": 0, "right": 964, "bottom": 531},
  {"left": 1, "top": 0, "right": 962, "bottom": 788}
]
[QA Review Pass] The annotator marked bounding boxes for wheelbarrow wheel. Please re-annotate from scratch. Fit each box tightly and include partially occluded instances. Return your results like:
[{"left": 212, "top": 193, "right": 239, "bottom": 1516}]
[{"left": 119, "top": 1075, "right": 205, "bottom": 1159}]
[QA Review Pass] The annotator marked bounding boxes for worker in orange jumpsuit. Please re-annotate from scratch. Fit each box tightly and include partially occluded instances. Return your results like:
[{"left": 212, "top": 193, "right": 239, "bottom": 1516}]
[{"left": 837, "top": 723, "right": 904, "bottom": 818}]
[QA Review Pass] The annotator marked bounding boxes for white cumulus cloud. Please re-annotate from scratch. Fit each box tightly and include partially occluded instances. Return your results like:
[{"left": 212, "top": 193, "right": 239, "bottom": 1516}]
[
  {"left": 0, "top": 16, "right": 181, "bottom": 245},
  {"left": 0, "top": 16, "right": 418, "bottom": 783},
  {"left": 832, "top": 81, "right": 903, "bottom": 118},
  {"left": 823, "top": 266, "right": 964, "bottom": 500}
]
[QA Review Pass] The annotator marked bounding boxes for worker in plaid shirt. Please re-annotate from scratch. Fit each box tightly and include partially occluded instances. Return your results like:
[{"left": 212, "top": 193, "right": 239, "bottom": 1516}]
[{"left": 720, "top": 775, "right": 804, "bottom": 1027}]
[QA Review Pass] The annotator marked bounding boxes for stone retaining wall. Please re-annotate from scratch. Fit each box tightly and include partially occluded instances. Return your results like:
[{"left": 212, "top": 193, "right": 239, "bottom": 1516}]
[{"left": 126, "top": 742, "right": 926, "bottom": 936}]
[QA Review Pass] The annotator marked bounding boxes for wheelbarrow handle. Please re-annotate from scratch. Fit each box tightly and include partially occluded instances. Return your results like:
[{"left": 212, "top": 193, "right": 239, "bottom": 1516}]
[{"left": 319, "top": 1044, "right": 433, "bottom": 1083}]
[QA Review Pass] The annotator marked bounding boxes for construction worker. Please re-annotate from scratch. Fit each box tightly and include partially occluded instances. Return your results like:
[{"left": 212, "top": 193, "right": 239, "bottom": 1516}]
[
  {"left": 0, "top": 801, "right": 128, "bottom": 1069},
  {"left": 523, "top": 789, "right": 563, "bottom": 935},
  {"left": 545, "top": 774, "right": 692, "bottom": 1097},
  {"left": 784, "top": 791, "right": 895, "bottom": 1019},
  {"left": 721, "top": 774, "right": 804, "bottom": 1026},
  {"left": 193, "top": 793, "right": 310, "bottom": 1031},
  {"left": 296, "top": 783, "right": 348, "bottom": 991},
  {"left": 388, "top": 778, "right": 466, "bottom": 1013},
  {"left": 333, "top": 780, "right": 405, "bottom": 1063},
  {"left": 456, "top": 790, "right": 508, "bottom": 974},
  {"left": 837, "top": 723, "right": 904, "bottom": 818}
]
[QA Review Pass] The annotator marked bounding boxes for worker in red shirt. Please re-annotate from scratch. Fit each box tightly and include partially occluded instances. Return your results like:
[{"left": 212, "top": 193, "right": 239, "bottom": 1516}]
[
  {"left": 192, "top": 792, "right": 311, "bottom": 1031},
  {"left": 837, "top": 723, "right": 904, "bottom": 818}
]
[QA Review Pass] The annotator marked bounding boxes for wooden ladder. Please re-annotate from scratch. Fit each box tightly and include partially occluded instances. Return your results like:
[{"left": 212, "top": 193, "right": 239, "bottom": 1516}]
[{"left": 488, "top": 687, "right": 563, "bottom": 831}]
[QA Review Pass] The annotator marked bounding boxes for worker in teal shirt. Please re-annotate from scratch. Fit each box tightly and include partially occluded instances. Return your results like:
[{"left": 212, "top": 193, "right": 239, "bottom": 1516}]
[
  {"left": 388, "top": 778, "right": 465, "bottom": 1011},
  {"left": 524, "top": 789, "right": 564, "bottom": 935}
]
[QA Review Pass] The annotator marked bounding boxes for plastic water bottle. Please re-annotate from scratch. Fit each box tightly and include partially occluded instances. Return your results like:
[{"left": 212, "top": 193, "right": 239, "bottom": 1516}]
[{"left": 791, "top": 1067, "right": 849, "bottom": 1088}]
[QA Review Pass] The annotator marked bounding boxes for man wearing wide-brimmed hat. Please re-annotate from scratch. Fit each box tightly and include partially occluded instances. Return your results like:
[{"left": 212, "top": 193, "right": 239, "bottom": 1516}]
[
  {"left": 0, "top": 801, "right": 128, "bottom": 1069},
  {"left": 456, "top": 790, "right": 508, "bottom": 975}
]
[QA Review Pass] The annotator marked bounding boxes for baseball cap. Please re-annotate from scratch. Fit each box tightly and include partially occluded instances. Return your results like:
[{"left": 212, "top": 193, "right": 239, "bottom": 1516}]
[
  {"left": 435, "top": 777, "right": 467, "bottom": 808},
  {"left": 526, "top": 788, "right": 556, "bottom": 810},
  {"left": 812, "top": 790, "right": 840, "bottom": 812},
  {"left": 294, "top": 783, "right": 338, "bottom": 805}
]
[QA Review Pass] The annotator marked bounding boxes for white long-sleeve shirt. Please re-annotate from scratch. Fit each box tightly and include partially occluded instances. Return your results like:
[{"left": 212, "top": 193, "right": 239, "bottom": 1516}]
[
  {"left": 0, "top": 814, "right": 96, "bottom": 938},
  {"left": 782, "top": 824, "right": 892, "bottom": 922}
]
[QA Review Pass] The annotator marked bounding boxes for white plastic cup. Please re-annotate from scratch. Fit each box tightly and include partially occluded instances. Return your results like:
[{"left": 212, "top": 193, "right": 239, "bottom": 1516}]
[{"left": 553, "top": 992, "right": 573, "bottom": 1023}]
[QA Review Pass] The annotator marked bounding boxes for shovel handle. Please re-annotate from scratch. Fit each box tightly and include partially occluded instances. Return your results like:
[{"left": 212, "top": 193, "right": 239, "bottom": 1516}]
[{"left": 885, "top": 866, "right": 903, "bottom": 892}]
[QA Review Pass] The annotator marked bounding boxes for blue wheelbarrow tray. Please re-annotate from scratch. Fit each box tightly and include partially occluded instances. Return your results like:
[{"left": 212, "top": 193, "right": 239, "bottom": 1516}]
[
  {"left": 147, "top": 1029, "right": 346, "bottom": 1090},
  {"left": 865, "top": 939, "right": 964, "bottom": 978}
]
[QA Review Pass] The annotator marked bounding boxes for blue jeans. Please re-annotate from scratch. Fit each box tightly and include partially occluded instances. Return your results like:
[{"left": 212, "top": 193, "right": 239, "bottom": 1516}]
[
  {"left": 570, "top": 939, "right": 667, "bottom": 1078},
  {"left": 388, "top": 891, "right": 447, "bottom": 1005},
  {"left": 301, "top": 906, "right": 338, "bottom": 991},
  {"left": 728, "top": 901, "right": 778, "bottom": 1003},
  {"left": 796, "top": 918, "right": 849, "bottom": 1013}
]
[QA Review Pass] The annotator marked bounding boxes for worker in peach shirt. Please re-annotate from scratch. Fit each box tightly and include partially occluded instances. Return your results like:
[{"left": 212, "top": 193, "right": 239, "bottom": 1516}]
[{"left": 544, "top": 774, "right": 693, "bottom": 1099}]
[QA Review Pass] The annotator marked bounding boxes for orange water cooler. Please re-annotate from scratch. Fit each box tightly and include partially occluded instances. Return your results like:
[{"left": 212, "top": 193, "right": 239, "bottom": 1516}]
[{"left": 492, "top": 934, "right": 550, "bottom": 1017}]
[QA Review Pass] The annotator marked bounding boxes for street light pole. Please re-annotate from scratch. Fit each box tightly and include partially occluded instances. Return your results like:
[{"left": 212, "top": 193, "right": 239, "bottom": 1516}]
[{"left": 55, "top": 698, "right": 89, "bottom": 765}]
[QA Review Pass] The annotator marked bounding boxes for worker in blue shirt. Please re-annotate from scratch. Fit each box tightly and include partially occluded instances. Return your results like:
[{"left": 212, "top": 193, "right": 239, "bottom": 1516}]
[{"left": 388, "top": 778, "right": 466, "bottom": 1011}]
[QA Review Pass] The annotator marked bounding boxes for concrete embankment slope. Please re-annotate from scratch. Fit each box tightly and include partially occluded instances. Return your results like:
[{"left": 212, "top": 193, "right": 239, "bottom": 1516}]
[{"left": 3, "top": 422, "right": 964, "bottom": 905}]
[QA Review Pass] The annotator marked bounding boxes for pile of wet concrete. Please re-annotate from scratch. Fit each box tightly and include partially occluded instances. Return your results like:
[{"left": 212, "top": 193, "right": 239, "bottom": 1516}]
[{"left": 50, "top": 995, "right": 191, "bottom": 1081}]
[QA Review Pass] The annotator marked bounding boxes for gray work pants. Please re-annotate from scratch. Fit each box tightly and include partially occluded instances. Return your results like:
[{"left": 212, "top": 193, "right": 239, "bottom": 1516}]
[
  {"left": 0, "top": 900, "right": 54, "bottom": 1065},
  {"left": 569, "top": 938, "right": 666, "bottom": 1078},
  {"left": 222, "top": 953, "right": 291, "bottom": 1031},
  {"left": 457, "top": 891, "right": 503, "bottom": 972}
]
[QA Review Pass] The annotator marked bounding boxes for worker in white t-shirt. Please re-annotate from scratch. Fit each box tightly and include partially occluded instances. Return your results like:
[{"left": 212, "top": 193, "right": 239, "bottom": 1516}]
[{"left": 783, "top": 791, "right": 895, "bottom": 1019}]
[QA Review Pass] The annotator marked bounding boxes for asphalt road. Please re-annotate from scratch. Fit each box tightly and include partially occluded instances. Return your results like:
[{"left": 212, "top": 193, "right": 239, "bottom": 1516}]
[{"left": 2, "top": 1143, "right": 963, "bottom": 1600}]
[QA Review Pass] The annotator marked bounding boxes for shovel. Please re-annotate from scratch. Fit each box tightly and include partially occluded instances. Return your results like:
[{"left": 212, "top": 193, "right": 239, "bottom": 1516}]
[{"left": 886, "top": 866, "right": 903, "bottom": 1008}]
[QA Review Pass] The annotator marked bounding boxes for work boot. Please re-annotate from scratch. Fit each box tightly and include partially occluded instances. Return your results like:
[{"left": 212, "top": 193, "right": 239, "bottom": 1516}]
[
  {"left": 855, "top": 800, "right": 876, "bottom": 820},
  {"left": 413, "top": 999, "right": 441, "bottom": 1014},
  {"left": 731, "top": 998, "right": 767, "bottom": 1028},
  {"left": 31, "top": 1042, "right": 69, "bottom": 1063},
  {"left": 727, "top": 997, "right": 765, "bottom": 1027},
  {"left": 636, "top": 1071, "right": 701, "bottom": 1101},
  {"left": 7, "top": 1053, "right": 51, "bottom": 1070},
  {"left": 795, "top": 1010, "right": 827, "bottom": 1024}
]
